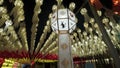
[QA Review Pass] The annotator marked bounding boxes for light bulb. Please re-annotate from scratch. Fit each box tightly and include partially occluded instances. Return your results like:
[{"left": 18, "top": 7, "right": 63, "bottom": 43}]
[
  {"left": 36, "top": 0, "right": 43, "bottom": 5},
  {"left": 0, "top": 7, "right": 7, "bottom": 13},
  {"left": 97, "top": 10, "right": 102, "bottom": 16},
  {"left": 80, "top": 8, "right": 87, "bottom": 15},
  {"left": 14, "top": 0, "right": 24, "bottom": 8},
  {"left": 102, "top": 17, "right": 109, "bottom": 23},
  {"left": 52, "top": 5, "right": 57, "bottom": 12},
  {"left": 69, "top": 2, "right": 75, "bottom": 11},
  {"left": 0, "top": 0, "right": 3, "bottom": 5}
]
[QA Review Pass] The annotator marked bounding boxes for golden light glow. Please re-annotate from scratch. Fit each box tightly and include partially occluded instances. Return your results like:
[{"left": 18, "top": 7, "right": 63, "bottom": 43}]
[
  {"left": 90, "top": 0, "right": 95, "bottom": 4},
  {"left": 69, "top": 2, "right": 76, "bottom": 11},
  {"left": 0, "top": 0, "right": 3, "bottom": 5},
  {"left": 113, "top": 0, "right": 119, "bottom": 5}
]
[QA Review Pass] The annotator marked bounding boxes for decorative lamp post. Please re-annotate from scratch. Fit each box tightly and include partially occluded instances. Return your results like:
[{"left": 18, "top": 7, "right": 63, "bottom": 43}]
[{"left": 51, "top": 8, "right": 77, "bottom": 68}]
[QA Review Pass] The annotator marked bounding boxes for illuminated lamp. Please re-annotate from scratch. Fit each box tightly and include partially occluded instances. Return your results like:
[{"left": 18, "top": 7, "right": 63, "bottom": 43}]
[
  {"left": 90, "top": 0, "right": 120, "bottom": 15},
  {"left": 89, "top": 0, "right": 103, "bottom": 10},
  {"left": 112, "top": 0, "right": 120, "bottom": 15}
]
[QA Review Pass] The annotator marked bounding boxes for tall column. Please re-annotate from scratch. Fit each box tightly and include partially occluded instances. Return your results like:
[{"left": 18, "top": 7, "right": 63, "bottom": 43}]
[{"left": 58, "top": 33, "right": 74, "bottom": 68}]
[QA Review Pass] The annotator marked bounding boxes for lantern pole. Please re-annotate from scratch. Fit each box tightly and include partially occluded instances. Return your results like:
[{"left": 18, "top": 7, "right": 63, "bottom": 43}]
[{"left": 51, "top": 8, "right": 76, "bottom": 68}]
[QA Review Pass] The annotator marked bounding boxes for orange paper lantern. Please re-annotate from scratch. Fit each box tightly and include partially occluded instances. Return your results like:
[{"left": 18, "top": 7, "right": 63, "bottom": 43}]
[
  {"left": 90, "top": 0, "right": 120, "bottom": 15},
  {"left": 90, "top": 0, "right": 103, "bottom": 10},
  {"left": 112, "top": 0, "right": 120, "bottom": 14}
]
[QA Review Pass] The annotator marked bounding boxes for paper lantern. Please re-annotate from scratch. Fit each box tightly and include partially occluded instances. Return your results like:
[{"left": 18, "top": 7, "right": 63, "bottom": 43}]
[
  {"left": 90, "top": 0, "right": 103, "bottom": 10},
  {"left": 90, "top": 0, "right": 120, "bottom": 15},
  {"left": 112, "top": 0, "right": 120, "bottom": 14}
]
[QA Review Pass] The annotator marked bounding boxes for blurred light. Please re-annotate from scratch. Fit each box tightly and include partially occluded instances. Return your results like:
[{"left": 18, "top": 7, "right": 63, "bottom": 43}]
[
  {"left": 80, "top": 8, "right": 87, "bottom": 15},
  {"left": 114, "top": 11, "right": 119, "bottom": 14},
  {"left": 69, "top": 2, "right": 76, "bottom": 11},
  {"left": 113, "top": 0, "right": 119, "bottom": 5},
  {"left": 0, "top": 0, "right": 3, "bottom": 5}
]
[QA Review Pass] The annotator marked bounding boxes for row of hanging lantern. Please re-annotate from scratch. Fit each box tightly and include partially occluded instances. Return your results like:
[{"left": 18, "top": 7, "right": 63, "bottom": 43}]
[
  {"left": 0, "top": 0, "right": 23, "bottom": 52},
  {"left": 34, "top": 7, "right": 53, "bottom": 54},
  {"left": 0, "top": 7, "right": 8, "bottom": 26},
  {"left": 39, "top": 3, "right": 58, "bottom": 55},
  {"left": 38, "top": 33, "right": 58, "bottom": 56},
  {"left": 35, "top": 20, "right": 52, "bottom": 55},
  {"left": 49, "top": 46, "right": 58, "bottom": 55},
  {"left": 6, "top": 23, "right": 23, "bottom": 51},
  {"left": 74, "top": 58, "right": 113, "bottom": 64},
  {"left": 34, "top": 3, "right": 58, "bottom": 56},
  {"left": 72, "top": 6, "right": 120, "bottom": 57},
  {"left": 10, "top": 0, "right": 25, "bottom": 28},
  {"left": 43, "top": 37, "right": 58, "bottom": 54},
  {"left": 30, "top": 0, "right": 43, "bottom": 54},
  {"left": 102, "top": 17, "right": 120, "bottom": 49},
  {"left": 18, "top": 23, "right": 28, "bottom": 52},
  {"left": 40, "top": 32, "right": 57, "bottom": 54},
  {"left": 0, "top": 0, "right": 30, "bottom": 58},
  {"left": 11, "top": 0, "right": 28, "bottom": 52},
  {"left": 72, "top": 33, "right": 107, "bottom": 57},
  {"left": 104, "top": 12, "right": 120, "bottom": 49},
  {"left": 0, "top": 0, "right": 9, "bottom": 27}
]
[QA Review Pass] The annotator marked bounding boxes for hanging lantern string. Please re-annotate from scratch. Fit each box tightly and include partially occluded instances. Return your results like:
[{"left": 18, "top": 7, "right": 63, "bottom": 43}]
[
  {"left": 0, "top": 4, "right": 23, "bottom": 53},
  {"left": 0, "top": 29, "right": 14, "bottom": 52},
  {"left": 35, "top": 12, "right": 51, "bottom": 55},
  {"left": 49, "top": 47, "right": 58, "bottom": 55},
  {"left": 0, "top": 7, "right": 8, "bottom": 27},
  {"left": 45, "top": 38, "right": 58, "bottom": 53},
  {"left": 10, "top": 0, "right": 25, "bottom": 28},
  {"left": 30, "top": 0, "right": 43, "bottom": 55},
  {"left": 72, "top": 34, "right": 107, "bottom": 57},
  {"left": 6, "top": 0, "right": 29, "bottom": 55},
  {"left": 18, "top": 23, "right": 28, "bottom": 52},
  {"left": 34, "top": 32, "right": 57, "bottom": 59},
  {"left": 40, "top": 32, "right": 56, "bottom": 53},
  {"left": 35, "top": 20, "right": 51, "bottom": 55},
  {"left": 80, "top": 8, "right": 90, "bottom": 22},
  {"left": 101, "top": 11, "right": 120, "bottom": 49}
]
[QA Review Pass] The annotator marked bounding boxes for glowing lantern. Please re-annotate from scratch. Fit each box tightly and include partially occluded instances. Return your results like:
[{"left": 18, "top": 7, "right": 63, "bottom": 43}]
[
  {"left": 90, "top": 0, "right": 120, "bottom": 15},
  {"left": 90, "top": 0, "right": 103, "bottom": 10},
  {"left": 112, "top": 0, "right": 120, "bottom": 14}
]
